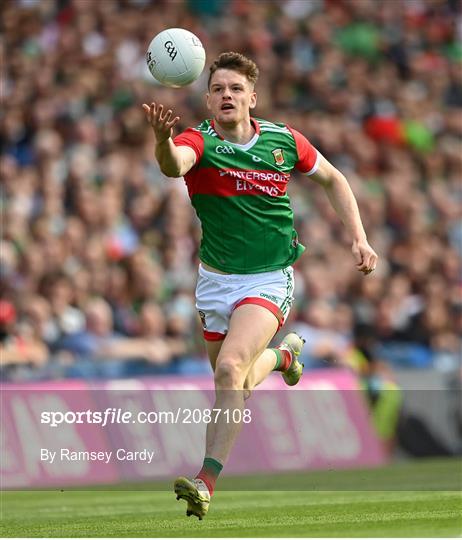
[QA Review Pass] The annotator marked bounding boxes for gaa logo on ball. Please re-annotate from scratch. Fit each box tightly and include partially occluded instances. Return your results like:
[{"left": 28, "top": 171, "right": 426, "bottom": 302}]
[{"left": 146, "top": 28, "right": 206, "bottom": 88}]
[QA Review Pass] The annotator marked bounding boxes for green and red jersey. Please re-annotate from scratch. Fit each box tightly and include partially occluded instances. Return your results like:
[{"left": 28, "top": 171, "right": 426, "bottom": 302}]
[{"left": 173, "top": 117, "right": 320, "bottom": 274}]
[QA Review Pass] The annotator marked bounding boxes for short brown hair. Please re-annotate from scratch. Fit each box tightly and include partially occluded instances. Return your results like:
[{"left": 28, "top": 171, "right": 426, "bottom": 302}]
[{"left": 208, "top": 52, "right": 259, "bottom": 88}]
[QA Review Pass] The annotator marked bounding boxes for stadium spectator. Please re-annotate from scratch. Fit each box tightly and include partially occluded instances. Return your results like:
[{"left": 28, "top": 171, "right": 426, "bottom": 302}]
[
  {"left": 290, "top": 300, "right": 352, "bottom": 367},
  {"left": 53, "top": 297, "right": 177, "bottom": 378},
  {"left": 55, "top": 297, "right": 123, "bottom": 359},
  {"left": 0, "top": 300, "right": 49, "bottom": 375}
]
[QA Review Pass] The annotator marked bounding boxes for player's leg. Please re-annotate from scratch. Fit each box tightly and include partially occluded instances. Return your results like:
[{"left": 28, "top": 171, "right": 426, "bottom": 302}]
[
  {"left": 243, "top": 348, "right": 278, "bottom": 391},
  {"left": 205, "top": 340, "right": 222, "bottom": 371},
  {"left": 174, "top": 340, "right": 224, "bottom": 520},
  {"left": 207, "top": 337, "right": 279, "bottom": 395},
  {"left": 203, "top": 339, "right": 223, "bottom": 464},
  {"left": 241, "top": 265, "right": 304, "bottom": 392},
  {"left": 205, "top": 303, "right": 278, "bottom": 462},
  {"left": 175, "top": 303, "right": 278, "bottom": 519},
  {"left": 244, "top": 332, "right": 305, "bottom": 390},
  {"left": 175, "top": 266, "right": 303, "bottom": 518}
]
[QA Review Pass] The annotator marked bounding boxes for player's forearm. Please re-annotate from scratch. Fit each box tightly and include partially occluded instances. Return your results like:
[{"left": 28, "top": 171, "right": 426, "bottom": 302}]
[
  {"left": 323, "top": 173, "right": 367, "bottom": 242},
  {"left": 155, "top": 138, "right": 184, "bottom": 177}
]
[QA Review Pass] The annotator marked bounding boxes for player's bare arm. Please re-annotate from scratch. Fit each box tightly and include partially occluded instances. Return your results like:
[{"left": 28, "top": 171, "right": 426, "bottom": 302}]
[
  {"left": 309, "top": 155, "right": 378, "bottom": 275},
  {"left": 142, "top": 102, "right": 196, "bottom": 177}
]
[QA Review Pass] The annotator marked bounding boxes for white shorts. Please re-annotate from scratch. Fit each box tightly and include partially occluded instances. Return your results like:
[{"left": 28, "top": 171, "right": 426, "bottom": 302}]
[{"left": 195, "top": 264, "right": 295, "bottom": 341}]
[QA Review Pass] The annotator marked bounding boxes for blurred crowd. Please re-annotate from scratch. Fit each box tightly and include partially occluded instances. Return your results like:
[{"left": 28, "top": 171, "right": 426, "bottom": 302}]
[{"left": 1, "top": 0, "right": 461, "bottom": 381}]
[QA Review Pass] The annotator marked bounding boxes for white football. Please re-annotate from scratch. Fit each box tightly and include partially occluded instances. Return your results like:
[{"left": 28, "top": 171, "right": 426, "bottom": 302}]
[{"left": 146, "top": 28, "right": 206, "bottom": 88}]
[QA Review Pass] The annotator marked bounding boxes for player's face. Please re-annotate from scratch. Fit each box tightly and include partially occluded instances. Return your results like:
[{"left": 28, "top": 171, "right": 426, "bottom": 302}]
[{"left": 207, "top": 69, "right": 257, "bottom": 126}]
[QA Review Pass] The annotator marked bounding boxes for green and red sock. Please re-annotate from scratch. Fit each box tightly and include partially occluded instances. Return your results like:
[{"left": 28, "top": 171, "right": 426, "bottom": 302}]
[
  {"left": 271, "top": 347, "right": 291, "bottom": 372},
  {"left": 196, "top": 457, "right": 223, "bottom": 496}
]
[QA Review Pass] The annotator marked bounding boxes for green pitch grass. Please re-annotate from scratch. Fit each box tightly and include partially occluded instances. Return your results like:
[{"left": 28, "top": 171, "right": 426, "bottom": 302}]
[{"left": 1, "top": 458, "right": 461, "bottom": 537}]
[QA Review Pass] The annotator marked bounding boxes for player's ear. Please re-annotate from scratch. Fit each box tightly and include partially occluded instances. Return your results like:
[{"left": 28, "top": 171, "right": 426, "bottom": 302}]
[
  {"left": 249, "top": 91, "right": 257, "bottom": 110},
  {"left": 206, "top": 92, "right": 211, "bottom": 111}
]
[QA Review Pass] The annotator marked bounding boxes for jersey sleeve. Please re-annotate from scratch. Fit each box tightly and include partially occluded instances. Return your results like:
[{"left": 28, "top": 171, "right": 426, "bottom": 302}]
[
  {"left": 287, "top": 126, "right": 320, "bottom": 175},
  {"left": 173, "top": 128, "right": 204, "bottom": 165}
]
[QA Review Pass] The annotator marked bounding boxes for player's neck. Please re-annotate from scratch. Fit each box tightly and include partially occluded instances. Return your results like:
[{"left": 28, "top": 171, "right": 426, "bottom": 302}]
[{"left": 213, "top": 118, "right": 255, "bottom": 145}]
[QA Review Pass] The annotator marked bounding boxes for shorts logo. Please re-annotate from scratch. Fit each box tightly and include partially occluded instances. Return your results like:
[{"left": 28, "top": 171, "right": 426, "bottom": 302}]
[
  {"left": 272, "top": 148, "right": 285, "bottom": 166},
  {"left": 198, "top": 310, "right": 207, "bottom": 329},
  {"left": 260, "top": 292, "right": 279, "bottom": 303},
  {"left": 216, "top": 145, "right": 235, "bottom": 154}
]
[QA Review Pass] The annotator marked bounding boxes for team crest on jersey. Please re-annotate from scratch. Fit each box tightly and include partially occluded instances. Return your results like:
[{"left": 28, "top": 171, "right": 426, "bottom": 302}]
[{"left": 272, "top": 148, "right": 285, "bottom": 166}]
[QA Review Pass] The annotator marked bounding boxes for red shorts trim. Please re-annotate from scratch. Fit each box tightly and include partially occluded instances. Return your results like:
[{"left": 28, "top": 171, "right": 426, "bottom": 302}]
[
  {"left": 203, "top": 330, "right": 227, "bottom": 341},
  {"left": 234, "top": 297, "right": 284, "bottom": 329}
]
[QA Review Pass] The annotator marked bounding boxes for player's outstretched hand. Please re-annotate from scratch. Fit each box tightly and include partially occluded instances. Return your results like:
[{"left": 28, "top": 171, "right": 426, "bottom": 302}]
[
  {"left": 352, "top": 239, "right": 378, "bottom": 275},
  {"left": 142, "top": 102, "right": 180, "bottom": 144}
]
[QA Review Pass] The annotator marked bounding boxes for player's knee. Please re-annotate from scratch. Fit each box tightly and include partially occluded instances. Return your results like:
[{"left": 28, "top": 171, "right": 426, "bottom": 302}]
[{"left": 214, "top": 358, "right": 245, "bottom": 390}]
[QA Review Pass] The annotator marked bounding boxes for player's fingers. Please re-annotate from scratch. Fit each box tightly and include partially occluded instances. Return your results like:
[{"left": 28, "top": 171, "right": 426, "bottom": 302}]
[
  {"left": 155, "top": 104, "right": 164, "bottom": 121},
  {"left": 363, "top": 252, "right": 374, "bottom": 269},
  {"left": 166, "top": 116, "right": 180, "bottom": 129},
  {"left": 356, "top": 253, "right": 370, "bottom": 272},
  {"left": 361, "top": 253, "right": 378, "bottom": 274},
  {"left": 369, "top": 254, "right": 378, "bottom": 271},
  {"left": 142, "top": 104, "right": 151, "bottom": 122},
  {"left": 365, "top": 251, "right": 378, "bottom": 269},
  {"left": 161, "top": 109, "right": 172, "bottom": 123},
  {"left": 149, "top": 103, "right": 157, "bottom": 122},
  {"left": 353, "top": 246, "right": 377, "bottom": 271},
  {"left": 144, "top": 102, "right": 155, "bottom": 124},
  {"left": 145, "top": 104, "right": 156, "bottom": 123},
  {"left": 352, "top": 243, "right": 363, "bottom": 265}
]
